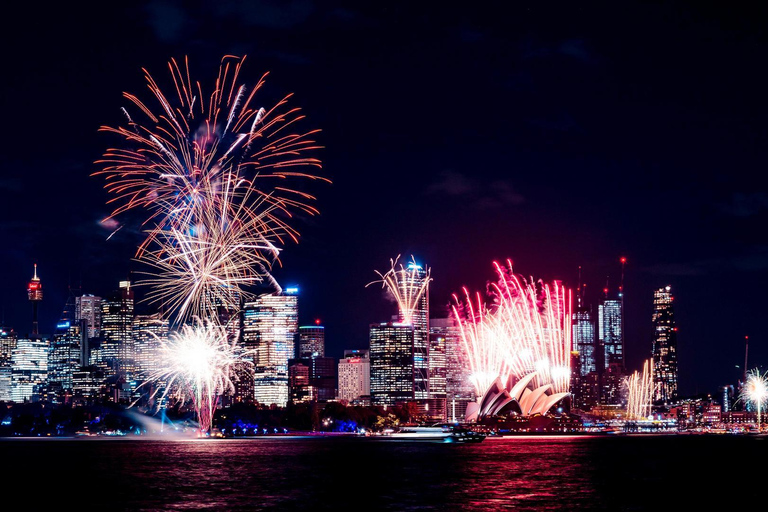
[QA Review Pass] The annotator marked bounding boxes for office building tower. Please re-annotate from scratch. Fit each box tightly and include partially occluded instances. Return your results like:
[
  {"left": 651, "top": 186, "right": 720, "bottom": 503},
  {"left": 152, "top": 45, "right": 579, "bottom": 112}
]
[
  {"left": 652, "top": 286, "right": 678, "bottom": 403},
  {"left": 369, "top": 322, "right": 415, "bottom": 407},
  {"left": 48, "top": 320, "right": 85, "bottom": 401},
  {"left": 573, "top": 308, "right": 596, "bottom": 376},
  {"left": 243, "top": 288, "right": 299, "bottom": 407},
  {"left": 298, "top": 324, "right": 325, "bottom": 358},
  {"left": 133, "top": 313, "right": 169, "bottom": 382},
  {"left": 428, "top": 318, "right": 451, "bottom": 422},
  {"left": 27, "top": 264, "right": 43, "bottom": 337},
  {"left": 396, "top": 262, "right": 430, "bottom": 402},
  {"left": 76, "top": 294, "right": 102, "bottom": 340},
  {"left": 11, "top": 337, "right": 48, "bottom": 402},
  {"left": 440, "top": 316, "right": 474, "bottom": 422},
  {"left": 598, "top": 298, "right": 623, "bottom": 371},
  {"left": 0, "top": 327, "right": 16, "bottom": 401},
  {"left": 338, "top": 349, "right": 370, "bottom": 404},
  {"left": 288, "top": 361, "right": 314, "bottom": 403},
  {"left": 100, "top": 281, "right": 135, "bottom": 381}
]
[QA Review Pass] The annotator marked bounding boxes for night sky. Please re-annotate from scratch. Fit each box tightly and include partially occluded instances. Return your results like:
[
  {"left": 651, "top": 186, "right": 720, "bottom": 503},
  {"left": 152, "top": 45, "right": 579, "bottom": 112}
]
[{"left": 2, "top": 1, "right": 768, "bottom": 397}]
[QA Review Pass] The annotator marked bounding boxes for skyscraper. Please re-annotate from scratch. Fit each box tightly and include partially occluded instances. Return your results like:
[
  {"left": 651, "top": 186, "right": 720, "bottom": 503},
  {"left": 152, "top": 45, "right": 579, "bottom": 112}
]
[
  {"left": 76, "top": 294, "right": 102, "bottom": 340},
  {"left": 369, "top": 322, "right": 415, "bottom": 407},
  {"left": 397, "top": 262, "right": 430, "bottom": 402},
  {"left": 11, "top": 337, "right": 48, "bottom": 402},
  {"left": 598, "top": 297, "right": 623, "bottom": 371},
  {"left": 652, "top": 285, "right": 678, "bottom": 403},
  {"left": 48, "top": 320, "right": 85, "bottom": 402},
  {"left": 100, "top": 281, "right": 135, "bottom": 382},
  {"left": 298, "top": 324, "right": 325, "bottom": 358},
  {"left": 338, "top": 349, "right": 370, "bottom": 404},
  {"left": 133, "top": 313, "right": 169, "bottom": 383},
  {"left": 243, "top": 288, "right": 299, "bottom": 407},
  {"left": 573, "top": 308, "right": 596, "bottom": 376}
]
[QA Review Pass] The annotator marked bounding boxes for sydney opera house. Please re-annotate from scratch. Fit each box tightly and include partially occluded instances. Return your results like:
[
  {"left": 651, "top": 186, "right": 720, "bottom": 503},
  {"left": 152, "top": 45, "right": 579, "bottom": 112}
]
[{"left": 465, "top": 372, "right": 571, "bottom": 423}]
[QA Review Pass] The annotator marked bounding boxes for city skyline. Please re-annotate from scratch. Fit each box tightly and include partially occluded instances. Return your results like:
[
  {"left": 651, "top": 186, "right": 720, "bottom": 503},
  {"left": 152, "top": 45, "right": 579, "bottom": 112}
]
[{"left": 2, "top": 2, "right": 768, "bottom": 399}]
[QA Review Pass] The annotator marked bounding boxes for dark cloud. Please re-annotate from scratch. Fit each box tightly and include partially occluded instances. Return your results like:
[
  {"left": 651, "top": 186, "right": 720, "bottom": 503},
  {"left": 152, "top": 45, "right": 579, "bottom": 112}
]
[
  {"left": 427, "top": 170, "right": 525, "bottom": 210},
  {"left": 719, "top": 192, "right": 768, "bottom": 217}
]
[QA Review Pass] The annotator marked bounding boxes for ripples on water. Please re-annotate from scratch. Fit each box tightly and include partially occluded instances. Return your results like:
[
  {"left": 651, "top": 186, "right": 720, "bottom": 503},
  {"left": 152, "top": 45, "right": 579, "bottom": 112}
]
[{"left": 2, "top": 434, "right": 766, "bottom": 511}]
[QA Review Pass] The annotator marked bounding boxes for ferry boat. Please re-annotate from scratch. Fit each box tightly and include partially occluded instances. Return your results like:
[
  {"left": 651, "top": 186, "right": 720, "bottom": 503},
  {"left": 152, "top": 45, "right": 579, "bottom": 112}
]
[{"left": 365, "top": 425, "right": 485, "bottom": 443}]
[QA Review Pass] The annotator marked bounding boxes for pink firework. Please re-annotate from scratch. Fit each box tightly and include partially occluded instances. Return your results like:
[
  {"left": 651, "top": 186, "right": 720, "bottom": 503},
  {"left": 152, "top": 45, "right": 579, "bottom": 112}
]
[{"left": 452, "top": 260, "right": 572, "bottom": 397}]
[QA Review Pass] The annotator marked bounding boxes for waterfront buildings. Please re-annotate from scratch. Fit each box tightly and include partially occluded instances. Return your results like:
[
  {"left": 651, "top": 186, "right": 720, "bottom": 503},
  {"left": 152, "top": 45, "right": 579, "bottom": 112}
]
[
  {"left": 369, "top": 322, "right": 415, "bottom": 407},
  {"left": 244, "top": 288, "right": 299, "bottom": 407},
  {"left": 298, "top": 324, "right": 325, "bottom": 358},
  {"left": 100, "top": 281, "right": 135, "bottom": 382},
  {"left": 338, "top": 349, "right": 370, "bottom": 404},
  {"left": 10, "top": 337, "right": 48, "bottom": 402},
  {"left": 652, "top": 286, "right": 678, "bottom": 403}
]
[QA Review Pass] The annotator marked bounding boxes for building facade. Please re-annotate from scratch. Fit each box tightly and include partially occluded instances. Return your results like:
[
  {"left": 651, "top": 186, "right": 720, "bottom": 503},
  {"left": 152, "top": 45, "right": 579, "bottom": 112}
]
[
  {"left": 244, "top": 289, "right": 299, "bottom": 407},
  {"left": 652, "top": 286, "right": 678, "bottom": 403}
]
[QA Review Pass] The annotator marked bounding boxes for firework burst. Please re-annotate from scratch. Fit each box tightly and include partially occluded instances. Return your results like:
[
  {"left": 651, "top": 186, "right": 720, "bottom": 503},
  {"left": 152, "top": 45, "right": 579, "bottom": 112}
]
[
  {"left": 451, "top": 260, "right": 572, "bottom": 398},
  {"left": 367, "top": 255, "right": 431, "bottom": 324},
  {"left": 146, "top": 318, "right": 252, "bottom": 434},
  {"left": 94, "top": 55, "right": 327, "bottom": 323},
  {"left": 739, "top": 368, "right": 768, "bottom": 429},
  {"left": 624, "top": 359, "right": 654, "bottom": 421}
]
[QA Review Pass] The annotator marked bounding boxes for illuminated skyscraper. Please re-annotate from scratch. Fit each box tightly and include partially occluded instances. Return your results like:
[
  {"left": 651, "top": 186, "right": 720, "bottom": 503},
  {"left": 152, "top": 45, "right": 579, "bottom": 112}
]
[
  {"left": 298, "top": 324, "right": 325, "bottom": 358},
  {"left": 573, "top": 307, "right": 596, "bottom": 376},
  {"left": 11, "top": 337, "right": 48, "bottom": 402},
  {"left": 338, "top": 349, "right": 370, "bottom": 404},
  {"left": 598, "top": 298, "right": 623, "bottom": 371},
  {"left": 652, "top": 285, "right": 678, "bottom": 403},
  {"left": 439, "top": 316, "right": 474, "bottom": 422},
  {"left": 0, "top": 327, "right": 17, "bottom": 401},
  {"left": 100, "top": 281, "right": 135, "bottom": 381},
  {"left": 396, "top": 262, "right": 430, "bottom": 402},
  {"left": 369, "top": 322, "right": 415, "bottom": 407},
  {"left": 244, "top": 288, "right": 299, "bottom": 407},
  {"left": 428, "top": 318, "right": 452, "bottom": 422},
  {"left": 133, "top": 313, "right": 169, "bottom": 383},
  {"left": 48, "top": 320, "right": 85, "bottom": 401},
  {"left": 76, "top": 294, "right": 102, "bottom": 340}
]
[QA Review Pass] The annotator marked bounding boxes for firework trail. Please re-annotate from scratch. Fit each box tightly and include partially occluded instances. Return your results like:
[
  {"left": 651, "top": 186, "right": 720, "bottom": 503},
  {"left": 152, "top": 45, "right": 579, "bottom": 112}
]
[
  {"left": 739, "top": 368, "right": 768, "bottom": 429},
  {"left": 624, "top": 359, "right": 654, "bottom": 420},
  {"left": 367, "top": 255, "right": 431, "bottom": 324},
  {"left": 94, "top": 55, "right": 327, "bottom": 324},
  {"left": 451, "top": 260, "right": 572, "bottom": 398},
  {"left": 145, "top": 318, "right": 252, "bottom": 434}
]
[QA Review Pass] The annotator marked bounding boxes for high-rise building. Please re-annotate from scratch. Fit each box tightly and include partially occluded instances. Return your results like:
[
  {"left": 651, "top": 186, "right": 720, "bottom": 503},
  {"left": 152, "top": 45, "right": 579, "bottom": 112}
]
[
  {"left": 11, "top": 337, "right": 48, "bottom": 402},
  {"left": 100, "top": 281, "right": 135, "bottom": 382},
  {"left": 652, "top": 285, "right": 678, "bottom": 403},
  {"left": 440, "top": 316, "right": 474, "bottom": 422},
  {"left": 27, "top": 264, "right": 43, "bottom": 337},
  {"left": 428, "top": 318, "right": 452, "bottom": 422},
  {"left": 338, "top": 349, "right": 370, "bottom": 404},
  {"left": 598, "top": 298, "right": 623, "bottom": 371},
  {"left": 0, "top": 327, "right": 17, "bottom": 401},
  {"left": 369, "top": 322, "right": 415, "bottom": 407},
  {"left": 396, "top": 262, "right": 430, "bottom": 402},
  {"left": 298, "top": 324, "right": 325, "bottom": 358},
  {"left": 243, "top": 288, "right": 299, "bottom": 407},
  {"left": 133, "top": 313, "right": 169, "bottom": 383},
  {"left": 76, "top": 294, "right": 102, "bottom": 340},
  {"left": 47, "top": 320, "right": 85, "bottom": 401},
  {"left": 573, "top": 308, "right": 596, "bottom": 376}
]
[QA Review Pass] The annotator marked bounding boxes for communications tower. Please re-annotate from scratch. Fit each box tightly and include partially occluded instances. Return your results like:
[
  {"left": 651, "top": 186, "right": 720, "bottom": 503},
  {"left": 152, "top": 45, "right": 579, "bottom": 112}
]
[{"left": 27, "top": 264, "right": 43, "bottom": 336}]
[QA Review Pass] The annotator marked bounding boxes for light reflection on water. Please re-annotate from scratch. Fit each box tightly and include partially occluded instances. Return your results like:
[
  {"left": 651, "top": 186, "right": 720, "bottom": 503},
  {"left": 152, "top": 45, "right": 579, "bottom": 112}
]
[{"left": 2, "top": 434, "right": 766, "bottom": 510}]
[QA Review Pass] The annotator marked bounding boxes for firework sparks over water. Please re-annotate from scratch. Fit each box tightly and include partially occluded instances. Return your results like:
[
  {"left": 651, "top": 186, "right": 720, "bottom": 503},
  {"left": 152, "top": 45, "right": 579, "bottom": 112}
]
[
  {"left": 146, "top": 319, "right": 252, "bottom": 434},
  {"left": 740, "top": 368, "right": 768, "bottom": 429},
  {"left": 451, "top": 260, "right": 572, "bottom": 398},
  {"left": 368, "top": 255, "right": 431, "bottom": 324},
  {"left": 624, "top": 359, "right": 654, "bottom": 421},
  {"left": 94, "top": 55, "right": 327, "bottom": 324}
]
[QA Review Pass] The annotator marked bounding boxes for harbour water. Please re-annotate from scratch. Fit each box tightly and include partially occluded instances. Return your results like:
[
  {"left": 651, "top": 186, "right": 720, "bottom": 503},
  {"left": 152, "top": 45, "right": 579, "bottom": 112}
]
[{"left": 2, "top": 434, "right": 765, "bottom": 510}]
